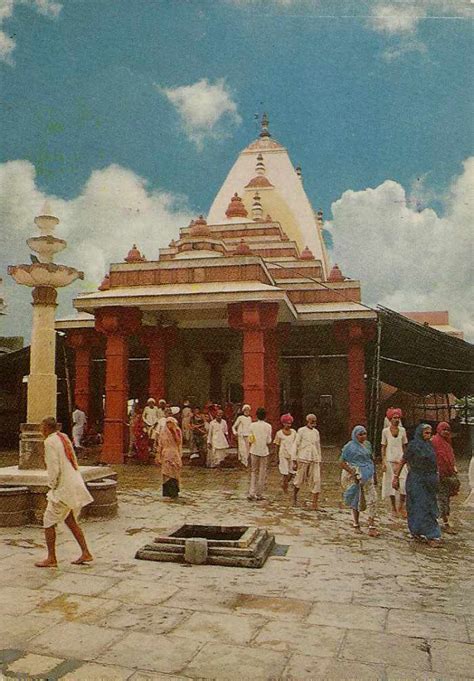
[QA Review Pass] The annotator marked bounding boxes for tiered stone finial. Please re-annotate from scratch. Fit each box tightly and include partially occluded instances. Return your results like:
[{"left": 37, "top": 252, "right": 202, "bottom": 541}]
[
  {"left": 300, "top": 246, "right": 315, "bottom": 260},
  {"left": 235, "top": 239, "right": 252, "bottom": 255},
  {"left": 124, "top": 244, "right": 146, "bottom": 263},
  {"left": 256, "top": 153, "right": 265, "bottom": 176},
  {"left": 252, "top": 192, "right": 263, "bottom": 221},
  {"left": 98, "top": 273, "right": 111, "bottom": 290},
  {"left": 260, "top": 112, "right": 271, "bottom": 138},
  {"left": 225, "top": 192, "right": 248, "bottom": 219},
  {"left": 296, "top": 166, "right": 303, "bottom": 182},
  {"left": 189, "top": 215, "right": 211, "bottom": 237},
  {"left": 328, "top": 263, "right": 345, "bottom": 282}
]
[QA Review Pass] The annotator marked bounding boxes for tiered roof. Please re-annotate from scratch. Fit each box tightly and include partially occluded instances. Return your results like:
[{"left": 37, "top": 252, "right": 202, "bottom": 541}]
[{"left": 57, "top": 116, "right": 374, "bottom": 331}]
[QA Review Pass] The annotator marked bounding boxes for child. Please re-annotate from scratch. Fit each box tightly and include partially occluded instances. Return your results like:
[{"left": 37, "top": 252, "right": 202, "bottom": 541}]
[{"left": 274, "top": 413, "right": 297, "bottom": 492}]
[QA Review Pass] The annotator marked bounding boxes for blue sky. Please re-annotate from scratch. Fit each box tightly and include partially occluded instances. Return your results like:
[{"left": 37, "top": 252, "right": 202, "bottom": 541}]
[{"left": 0, "top": 0, "right": 473, "bottom": 338}]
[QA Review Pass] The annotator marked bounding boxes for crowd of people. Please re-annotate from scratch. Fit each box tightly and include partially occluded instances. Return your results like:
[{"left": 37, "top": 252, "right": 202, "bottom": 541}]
[{"left": 34, "top": 399, "right": 472, "bottom": 568}]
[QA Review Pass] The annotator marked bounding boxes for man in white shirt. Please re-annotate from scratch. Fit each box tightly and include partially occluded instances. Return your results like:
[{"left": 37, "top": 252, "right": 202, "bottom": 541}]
[
  {"left": 207, "top": 409, "right": 229, "bottom": 468},
  {"left": 232, "top": 403, "right": 252, "bottom": 467},
  {"left": 35, "top": 417, "right": 94, "bottom": 568},
  {"left": 247, "top": 407, "right": 272, "bottom": 501},
  {"left": 292, "top": 413, "right": 322, "bottom": 510},
  {"left": 72, "top": 405, "right": 87, "bottom": 449}
]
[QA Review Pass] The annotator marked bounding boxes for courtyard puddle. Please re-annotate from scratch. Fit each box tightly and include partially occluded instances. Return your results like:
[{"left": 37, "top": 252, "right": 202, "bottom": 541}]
[{"left": 37, "top": 593, "right": 80, "bottom": 620}]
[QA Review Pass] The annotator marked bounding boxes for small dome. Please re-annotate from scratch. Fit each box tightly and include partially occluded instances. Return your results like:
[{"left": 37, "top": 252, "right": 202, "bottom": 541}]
[
  {"left": 235, "top": 239, "right": 252, "bottom": 255},
  {"left": 245, "top": 175, "right": 273, "bottom": 189},
  {"left": 125, "top": 244, "right": 145, "bottom": 263},
  {"left": 98, "top": 273, "right": 110, "bottom": 291},
  {"left": 328, "top": 263, "right": 345, "bottom": 282},
  {"left": 225, "top": 193, "right": 248, "bottom": 219},
  {"left": 189, "top": 215, "right": 211, "bottom": 237},
  {"left": 300, "top": 246, "right": 315, "bottom": 261}
]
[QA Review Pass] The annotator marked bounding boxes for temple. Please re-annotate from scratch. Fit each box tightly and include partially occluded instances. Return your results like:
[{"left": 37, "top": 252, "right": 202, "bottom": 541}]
[{"left": 57, "top": 115, "right": 377, "bottom": 463}]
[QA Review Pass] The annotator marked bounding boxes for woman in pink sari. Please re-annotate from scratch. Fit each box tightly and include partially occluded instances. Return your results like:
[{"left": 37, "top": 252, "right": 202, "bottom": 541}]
[{"left": 155, "top": 417, "right": 183, "bottom": 498}]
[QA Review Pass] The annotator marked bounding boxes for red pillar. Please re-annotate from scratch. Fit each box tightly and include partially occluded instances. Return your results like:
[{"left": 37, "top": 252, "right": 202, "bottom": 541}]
[
  {"left": 66, "top": 329, "right": 100, "bottom": 416},
  {"left": 334, "top": 321, "right": 373, "bottom": 432},
  {"left": 141, "top": 327, "right": 166, "bottom": 400},
  {"left": 264, "top": 329, "right": 280, "bottom": 432},
  {"left": 96, "top": 307, "right": 142, "bottom": 463},
  {"left": 228, "top": 302, "right": 279, "bottom": 417}
]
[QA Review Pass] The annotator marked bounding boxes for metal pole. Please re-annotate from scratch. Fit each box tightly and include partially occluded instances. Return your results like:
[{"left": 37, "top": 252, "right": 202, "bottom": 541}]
[{"left": 370, "top": 312, "right": 383, "bottom": 485}]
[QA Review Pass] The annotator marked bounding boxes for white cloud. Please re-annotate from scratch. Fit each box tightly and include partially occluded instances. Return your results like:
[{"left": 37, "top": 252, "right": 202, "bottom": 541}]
[
  {"left": 368, "top": 1, "right": 472, "bottom": 60},
  {"left": 158, "top": 78, "right": 242, "bottom": 149},
  {"left": 0, "top": 0, "right": 62, "bottom": 65},
  {"left": 328, "top": 158, "right": 474, "bottom": 340},
  {"left": 0, "top": 161, "right": 192, "bottom": 337}
]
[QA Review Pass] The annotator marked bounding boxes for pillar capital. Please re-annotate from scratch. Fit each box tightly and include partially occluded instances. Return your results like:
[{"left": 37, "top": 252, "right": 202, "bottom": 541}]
[
  {"left": 65, "top": 328, "right": 101, "bottom": 350},
  {"left": 228, "top": 302, "right": 279, "bottom": 331},
  {"left": 32, "top": 286, "right": 57, "bottom": 306},
  {"left": 95, "top": 307, "right": 142, "bottom": 337}
]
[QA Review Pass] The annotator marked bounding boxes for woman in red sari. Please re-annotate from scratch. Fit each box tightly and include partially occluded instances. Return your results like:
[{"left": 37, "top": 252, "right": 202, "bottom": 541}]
[
  {"left": 155, "top": 417, "right": 183, "bottom": 498},
  {"left": 431, "top": 422, "right": 460, "bottom": 534}
]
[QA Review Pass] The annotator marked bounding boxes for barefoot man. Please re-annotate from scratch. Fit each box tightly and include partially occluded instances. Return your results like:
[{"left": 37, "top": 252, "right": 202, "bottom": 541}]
[{"left": 35, "top": 416, "right": 94, "bottom": 568}]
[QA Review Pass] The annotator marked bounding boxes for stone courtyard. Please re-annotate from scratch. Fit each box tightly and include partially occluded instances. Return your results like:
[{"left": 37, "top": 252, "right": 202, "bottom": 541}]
[{"left": 0, "top": 447, "right": 473, "bottom": 681}]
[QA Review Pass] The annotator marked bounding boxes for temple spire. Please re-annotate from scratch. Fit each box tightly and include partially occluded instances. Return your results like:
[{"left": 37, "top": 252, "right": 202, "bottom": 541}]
[{"left": 259, "top": 112, "right": 271, "bottom": 138}]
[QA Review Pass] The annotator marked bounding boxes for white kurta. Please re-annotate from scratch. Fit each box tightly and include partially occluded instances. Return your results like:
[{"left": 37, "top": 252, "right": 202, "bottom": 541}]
[
  {"left": 232, "top": 414, "right": 252, "bottom": 466},
  {"left": 381, "top": 426, "right": 408, "bottom": 498},
  {"left": 207, "top": 419, "right": 229, "bottom": 467},
  {"left": 43, "top": 432, "right": 93, "bottom": 527},
  {"left": 72, "top": 408, "right": 87, "bottom": 447},
  {"left": 274, "top": 428, "right": 297, "bottom": 475},
  {"left": 291, "top": 426, "right": 321, "bottom": 463},
  {"left": 181, "top": 406, "right": 192, "bottom": 444}
]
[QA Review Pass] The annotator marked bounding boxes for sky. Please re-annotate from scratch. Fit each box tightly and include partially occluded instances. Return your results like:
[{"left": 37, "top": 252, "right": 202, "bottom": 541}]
[{"left": 0, "top": 0, "right": 473, "bottom": 339}]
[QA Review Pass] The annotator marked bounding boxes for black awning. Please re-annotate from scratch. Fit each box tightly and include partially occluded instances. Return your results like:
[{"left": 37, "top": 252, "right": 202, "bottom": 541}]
[{"left": 377, "top": 306, "right": 474, "bottom": 397}]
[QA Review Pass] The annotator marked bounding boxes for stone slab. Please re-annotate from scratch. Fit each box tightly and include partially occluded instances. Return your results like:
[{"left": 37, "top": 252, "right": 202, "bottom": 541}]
[
  {"left": 164, "top": 586, "right": 239, "bottom": 613},
  {"left": 97, "top": 604, "right": 190, "bottom": 635},
  {"left": 26, "top": 621, "right": 124, "bottom": 661},
  {"left": 386, "top": 608, "right": 469, "bottom": 642},
  {"left": 100, "top": 578, "right": 179, "bottom": 605},
  {"left": 37, "top": 592, "right": 123, "bottom": 624},
  {"left": 61, "top": 662, "right": 135, "bottom": 680},
  {"left": 8, "top": 653, "right": 64, "bottom": 676},
  {"left": 341, "top": 630, "right": 430, "bottom": 671},
  {"left": 233, "top": 592, "right": 312, "bottom": 620},
  {"left": 281, "top": 654, "right": 332, "bottom": 680},
  {"left": 324, "top": 659, "right": 384, "bottom": 681},
  {"left": 430, "top": 639, "right": 474, "bottom": 678},
  {"left": 183, "top": 642, "right": 288, "bottom": 680},
  {"left": 307, "top": 602, "right": 387, "bottom": 632},
  {"left": 47, "top": 572, "right": 118, "bottom": 597},
  {"left": 0, "top": 613, "right": 61, "bottom": 648},
  {"left": 0, "top": 585, "right": 61, "bottom": 615},
  {"left": 0, "top": 465, "right": 116, "bottom": 487},
  {"left": 96, "top": 631, "right": 202, "bottom": 674},
  {"left": 254, "top": 619, "right": 343, "bottom": 657},
  {"left": 171, "top": 611, "right": 266, "bottom": 645}
]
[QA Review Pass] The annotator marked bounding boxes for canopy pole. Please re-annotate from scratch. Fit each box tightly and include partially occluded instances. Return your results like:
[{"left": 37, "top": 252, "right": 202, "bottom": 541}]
[{"left": 369, "top": 312, "right": 382, "bottom": 483}]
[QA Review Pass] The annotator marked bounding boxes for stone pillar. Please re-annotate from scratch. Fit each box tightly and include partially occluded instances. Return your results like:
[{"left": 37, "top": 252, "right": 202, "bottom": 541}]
[
  {"left": 19, "top": 286, "right": 57, "bottom": 470},
  {"left": 66, "top": 329, "right": 100, "bottom": 416},
  {"left": 141, "top": 327, "right": 167, "bottom": 400},
  {"left": 96, "top": 307, "right": 142, "bottom": 464},
  {"left": 334, "top": 321, "right": 373, "bottom": 432},
  {"left": 27, "top": 286, "right": 58, "bottom": 423},
  {"left": 264, "top": 329, "right": 280, "bottom": 432},
  {"left": 203, "top": 352, "right": 228, "bottom": 404},
  {"left": 228, "top": 302, "right": 279, "bottom": 416}
]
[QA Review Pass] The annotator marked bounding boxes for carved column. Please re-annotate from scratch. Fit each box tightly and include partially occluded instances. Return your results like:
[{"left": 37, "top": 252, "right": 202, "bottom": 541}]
[
  {"left": 228, "top": 302, "right": 279, "bottom": 416},
  {"left": 66, "top": 328, "right": 101, "bottom": 417},
  {"left": 96, "top": 307, "right": 142, "bottom": 463}
]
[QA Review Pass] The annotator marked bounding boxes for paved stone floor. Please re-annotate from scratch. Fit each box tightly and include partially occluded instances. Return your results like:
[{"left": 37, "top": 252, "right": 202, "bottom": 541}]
[{"left": 0, "top": 448, "right": 473, "bottom": 680}]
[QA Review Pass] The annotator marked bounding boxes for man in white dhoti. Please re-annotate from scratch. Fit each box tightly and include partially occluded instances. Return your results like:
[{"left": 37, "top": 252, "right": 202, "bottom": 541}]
[
  {"left": 247, "top": 407, "right": 272, "bottom": 500},
  {"left": 142, "top": 398, "right": 160, "bottom": 453},
  {"left": 232, "top": 404, "right": 252, "bottom": 467},
  {"left": 72, "top": 405, "right": 87, "bottom": 449},
  {"left": 207, "top": 409, "right": 229, "bottom": 468},
  {"left": 292, "top": 413, "right": 322, "bottom": 510},
  {"left": 35, "top": 417, "right": 94, "bottom": 568},
  {"left": 381, "top": 408, "right": 408, "bottom": 517}
]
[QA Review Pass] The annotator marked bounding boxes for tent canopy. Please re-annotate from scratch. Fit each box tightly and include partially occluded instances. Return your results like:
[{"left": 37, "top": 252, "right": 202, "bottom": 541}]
[{"left": 376, "top": 306, "right": 474, "bottom": 397}]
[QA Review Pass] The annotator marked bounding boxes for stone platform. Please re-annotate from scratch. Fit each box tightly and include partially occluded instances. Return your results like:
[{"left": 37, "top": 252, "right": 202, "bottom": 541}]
[{"left": 0, "top": 466, "right": 117, "bottom": 526}]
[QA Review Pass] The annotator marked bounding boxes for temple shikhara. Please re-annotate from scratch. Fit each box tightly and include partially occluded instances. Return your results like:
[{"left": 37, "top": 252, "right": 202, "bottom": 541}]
[{"left": 57, "top": 115, "right": 376, "bottom": 463}]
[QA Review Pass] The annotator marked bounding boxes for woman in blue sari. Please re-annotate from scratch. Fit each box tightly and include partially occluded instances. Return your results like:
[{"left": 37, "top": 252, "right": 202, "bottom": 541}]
[
  {"left": 340, "top": 426, "right": 379, "bottom": 537},
  {"left": 393, "top": 423, "right": 441, "bottom": 547}
]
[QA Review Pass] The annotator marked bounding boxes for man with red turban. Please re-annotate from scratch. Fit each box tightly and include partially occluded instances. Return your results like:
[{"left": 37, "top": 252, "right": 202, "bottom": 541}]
[{"left": 381, "top": 408, "right": 408, "bottom": 517}]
